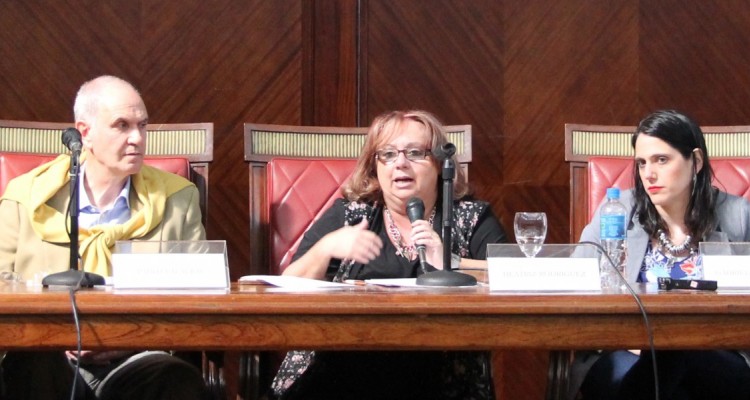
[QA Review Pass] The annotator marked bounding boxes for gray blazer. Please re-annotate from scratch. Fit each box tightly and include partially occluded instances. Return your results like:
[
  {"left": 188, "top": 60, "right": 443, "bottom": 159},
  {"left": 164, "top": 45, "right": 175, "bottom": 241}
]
[{"left": 579, "top": 189, "right": 750, "bottom": 283}]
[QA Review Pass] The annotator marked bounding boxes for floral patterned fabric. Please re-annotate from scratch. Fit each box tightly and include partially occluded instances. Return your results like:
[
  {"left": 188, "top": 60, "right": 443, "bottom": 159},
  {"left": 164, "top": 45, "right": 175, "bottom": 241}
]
[
  {"left": 639, "top": 242, "right": 703, "bottom": 282},
  {"left": 270, "top": 198, "right": 506, "bottom": 399}
]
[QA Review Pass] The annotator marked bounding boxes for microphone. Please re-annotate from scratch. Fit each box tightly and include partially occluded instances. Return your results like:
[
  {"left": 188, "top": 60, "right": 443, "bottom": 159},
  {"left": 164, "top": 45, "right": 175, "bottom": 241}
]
[
  {"left": 406, "top": 197, "right": 429, "bottom": 274},
  {"left": 415, "top": 142, "right": 476, "bottom": 287},
  {"left": 657, "top": 277, "right": 717, "bottom": 291},
  {"left": 62, "top": 128, "right": 83, "bottom": 153},
  {"left": 42, "top": 127, "right": 104, "bottom": 288},
  {"left": 432, "top": 143, "right": 456, "bottom": 161}
]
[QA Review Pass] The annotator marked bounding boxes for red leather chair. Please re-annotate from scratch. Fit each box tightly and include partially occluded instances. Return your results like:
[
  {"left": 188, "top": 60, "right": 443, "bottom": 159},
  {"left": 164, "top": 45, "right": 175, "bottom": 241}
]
[
  {"left": 0, "top": 153, "right": 54, "bottom": 195},
  {"left": 250, "top": 157, "right": 358, "bottom": 398},
  {"left": 708, "top": 159, "right": 750, "bottom": 200},
  {"left": 587, "top": 157, "right": 633, "bottom": 220},
  {"left": 244, "top": 122, "right": 473, "bottom": 400},
  {"left": 266, "top": 157, "right": 357, "bottom": 274}
]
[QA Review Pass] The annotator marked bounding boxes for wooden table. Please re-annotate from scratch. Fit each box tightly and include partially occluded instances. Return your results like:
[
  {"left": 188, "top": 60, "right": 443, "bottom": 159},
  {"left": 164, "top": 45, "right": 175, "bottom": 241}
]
[
  {"left": 2, "top": 282, "right": 749, "bottom": 350},
  {"left": 2, "top": 281, "right": 750, "bottom": 399}
]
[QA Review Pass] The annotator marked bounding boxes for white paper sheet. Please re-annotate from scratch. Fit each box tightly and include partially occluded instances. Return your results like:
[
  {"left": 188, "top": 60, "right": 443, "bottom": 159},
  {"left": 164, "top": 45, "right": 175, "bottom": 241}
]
[{"left": 238, "top": 275, "right": 353, "bottom": 290}]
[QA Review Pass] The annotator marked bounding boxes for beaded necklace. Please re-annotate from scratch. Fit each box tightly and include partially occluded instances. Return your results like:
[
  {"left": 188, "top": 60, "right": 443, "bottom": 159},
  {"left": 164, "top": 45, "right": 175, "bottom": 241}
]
[
  {"left": 656, "top": 229, "right": 694, "bottom": 255},
  {"left": 655, "top": 228, "right": 696, "bottom": 268},
  {"left": 384, "top": 206, "right": 436, "bottom": 260}
]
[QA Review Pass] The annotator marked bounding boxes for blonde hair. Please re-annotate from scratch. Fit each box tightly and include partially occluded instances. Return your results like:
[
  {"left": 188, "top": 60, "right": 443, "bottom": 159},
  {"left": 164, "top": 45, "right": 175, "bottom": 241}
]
[{"left": 343, "top": 110, "right": 468, "bottom": 202}]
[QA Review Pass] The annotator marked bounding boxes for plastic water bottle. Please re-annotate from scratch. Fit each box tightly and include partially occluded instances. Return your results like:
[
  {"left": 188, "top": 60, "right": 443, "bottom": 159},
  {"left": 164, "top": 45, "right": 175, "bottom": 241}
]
[{"left": 599, "top": 187, "right": 627, "bottom": 289}]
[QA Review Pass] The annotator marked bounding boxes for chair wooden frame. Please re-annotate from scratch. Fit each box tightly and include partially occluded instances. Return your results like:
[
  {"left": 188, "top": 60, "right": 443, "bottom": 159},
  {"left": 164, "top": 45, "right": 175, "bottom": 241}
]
[{"left": 0, "top": 119, "right": 213, "bottom": 229}]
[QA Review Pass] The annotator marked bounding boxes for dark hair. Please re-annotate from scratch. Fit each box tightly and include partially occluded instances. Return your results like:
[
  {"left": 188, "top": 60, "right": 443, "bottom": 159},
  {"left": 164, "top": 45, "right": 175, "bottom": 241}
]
[{"left": 631, "top": 109, "right": 716, "bottom": 239}]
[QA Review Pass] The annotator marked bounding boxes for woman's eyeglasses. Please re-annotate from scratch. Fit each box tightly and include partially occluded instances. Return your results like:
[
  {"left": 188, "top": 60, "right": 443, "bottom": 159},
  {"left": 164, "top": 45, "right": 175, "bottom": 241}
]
[{"left": 375, "top": 148, "right": 431, "bottom": 164}]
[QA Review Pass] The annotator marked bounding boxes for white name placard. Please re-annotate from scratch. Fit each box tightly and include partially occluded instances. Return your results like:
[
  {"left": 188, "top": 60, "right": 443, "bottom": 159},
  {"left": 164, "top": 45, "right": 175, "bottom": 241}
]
[
  {"left": 112, "top": 240, "right": 229, "bottom": 290},
  {"left": 488, "top": 257, "right": 601, "bottom": 291},
  {"left": 703, "top": 255, "right": 750, "bottom": 288}
]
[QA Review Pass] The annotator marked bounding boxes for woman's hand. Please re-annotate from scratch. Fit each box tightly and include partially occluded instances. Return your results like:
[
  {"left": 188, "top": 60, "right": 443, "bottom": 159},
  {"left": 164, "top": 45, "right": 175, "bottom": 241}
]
[
  {"left": 410, "top": 220, "right": 444, "bottom": 269},
  {"left": 323, "top": 219, "right": 383, "bottom": 264},
  {"left": 283, "top": 219, "right": 382, "bottom": 279}
]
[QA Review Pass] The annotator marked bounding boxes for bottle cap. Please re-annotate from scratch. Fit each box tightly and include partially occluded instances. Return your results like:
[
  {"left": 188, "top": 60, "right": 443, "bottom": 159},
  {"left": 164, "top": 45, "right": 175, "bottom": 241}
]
[{"left": 606, "top": 187, "right": 620, "bottom": 199}]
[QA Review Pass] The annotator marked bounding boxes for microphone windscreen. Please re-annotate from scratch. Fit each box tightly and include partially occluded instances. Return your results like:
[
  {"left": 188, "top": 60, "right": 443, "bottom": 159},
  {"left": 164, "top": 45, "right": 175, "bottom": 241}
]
[
  {"left": 433, "top": 143, "right": 456, "bottom": 161},
  {"left": 406, "top": 197, "right": 425, "bottom": 223},
  {"left": 61, "top": 128, "right": 82, "bottom": 151}
]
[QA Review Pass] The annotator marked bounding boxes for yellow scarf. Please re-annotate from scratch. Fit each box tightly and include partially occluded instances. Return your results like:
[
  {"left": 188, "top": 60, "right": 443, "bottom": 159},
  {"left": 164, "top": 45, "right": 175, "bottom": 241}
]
[{"left": 1, "top": 154, "right": 191, "bottom": 276}]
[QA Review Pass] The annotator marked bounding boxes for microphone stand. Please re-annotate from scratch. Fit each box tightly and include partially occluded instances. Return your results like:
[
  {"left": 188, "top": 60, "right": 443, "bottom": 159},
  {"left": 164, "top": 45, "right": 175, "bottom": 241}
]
[
  {"left": 416, "top": 144, "right": 477, "bottom": 287},
  {"left": 42, "top": 150, "right": 105, "bottom": 287}
]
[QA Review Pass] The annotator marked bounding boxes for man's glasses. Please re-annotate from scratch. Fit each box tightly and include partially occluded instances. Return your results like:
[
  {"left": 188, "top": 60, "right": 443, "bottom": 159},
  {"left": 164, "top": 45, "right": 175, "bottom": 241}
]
[{"left": 374, "top": 148, "right": 431, "bottom": 164}]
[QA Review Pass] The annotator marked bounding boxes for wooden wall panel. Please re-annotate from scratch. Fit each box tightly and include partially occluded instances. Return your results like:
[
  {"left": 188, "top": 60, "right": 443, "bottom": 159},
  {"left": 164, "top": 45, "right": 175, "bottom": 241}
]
[
  {"left": 0, "top": 1, "right": 142, "bottom": 120},
  {"left": 302, "top": 0, "right": 359, "bottom": 126},
  {"left": 639, "top": 0, "right": 750, "bottom": 125}
]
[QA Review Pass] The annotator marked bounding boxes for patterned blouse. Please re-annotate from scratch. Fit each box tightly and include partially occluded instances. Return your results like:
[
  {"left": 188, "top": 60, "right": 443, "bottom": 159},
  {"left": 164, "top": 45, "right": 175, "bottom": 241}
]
[
  {"left": 290, "top": 198, "right": 507, "bottom": 282},
  {"left": 271, "top": 197, "right": 507, "bottom": 400},
  {"left": 639, "top": 242, "right": 703, "bottom": 282}
]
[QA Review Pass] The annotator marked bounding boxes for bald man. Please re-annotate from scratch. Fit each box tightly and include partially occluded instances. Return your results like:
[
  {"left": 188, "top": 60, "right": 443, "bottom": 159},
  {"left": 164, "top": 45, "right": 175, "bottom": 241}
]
[{"left": 0, "top": 76, "right": 206, "bottom": 399}]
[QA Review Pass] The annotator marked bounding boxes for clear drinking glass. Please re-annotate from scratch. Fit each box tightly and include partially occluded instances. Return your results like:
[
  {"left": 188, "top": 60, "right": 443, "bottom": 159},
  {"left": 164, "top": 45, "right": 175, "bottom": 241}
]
[{"left": 514, "top": 212, "right": 548, "bottom": 258}]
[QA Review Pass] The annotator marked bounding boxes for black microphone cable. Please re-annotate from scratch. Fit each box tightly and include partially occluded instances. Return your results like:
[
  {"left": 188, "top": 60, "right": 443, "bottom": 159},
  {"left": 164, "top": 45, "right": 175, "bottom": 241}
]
[
  {"left": 68, "top": 280, "right": 84, "bottom": 400},
  {"left": 60, "top": 127, "right": 88, "bottom": 399},
  {"left": 580, "top": 240, "right": 660, "bottom": 400},
  {"left": 65, "top": 179, "right": 86, "bottom": 400}
]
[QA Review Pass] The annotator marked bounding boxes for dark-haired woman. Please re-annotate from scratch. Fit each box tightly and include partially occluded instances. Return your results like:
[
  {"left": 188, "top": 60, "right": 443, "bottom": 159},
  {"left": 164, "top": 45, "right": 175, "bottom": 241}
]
[{"left": 575, "top": 110, "right": 750, "bottom": 400}]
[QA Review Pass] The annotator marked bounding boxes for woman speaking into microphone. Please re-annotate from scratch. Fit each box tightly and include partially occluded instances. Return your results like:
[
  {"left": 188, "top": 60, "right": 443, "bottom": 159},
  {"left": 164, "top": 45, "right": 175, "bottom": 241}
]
[{"left": 271, "top": 110, "right": 508, "bottom": 399}]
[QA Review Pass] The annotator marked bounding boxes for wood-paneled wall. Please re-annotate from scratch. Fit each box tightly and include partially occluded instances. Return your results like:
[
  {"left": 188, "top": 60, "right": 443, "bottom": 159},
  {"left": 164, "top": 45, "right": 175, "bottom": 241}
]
[{"left": 4, "top": 1, "right": 750, "bottom": 398}]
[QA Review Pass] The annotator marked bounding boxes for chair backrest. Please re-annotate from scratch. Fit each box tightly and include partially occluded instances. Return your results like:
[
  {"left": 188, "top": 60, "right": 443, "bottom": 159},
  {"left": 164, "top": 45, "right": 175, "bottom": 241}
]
[
  {"left": 0, "top": 153, "right": 54, "bottom": 195},
  {"left": 0, "top": 153, "right": 191, "bottom": 195},
  {"left": 565, "top": 123, "right": 750, "bottom": 242},
  {"left": 0, "top": 120, "right": 213, "bottom": 227},
  {"left": 266, "top": 158, "right": 357, "bottom": 274},
  {"left": 244, "top": 122, "right": 472, "bottom": 276},
  {"left": 587, "top": 157, "right": 634, "bottom": 220}
]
